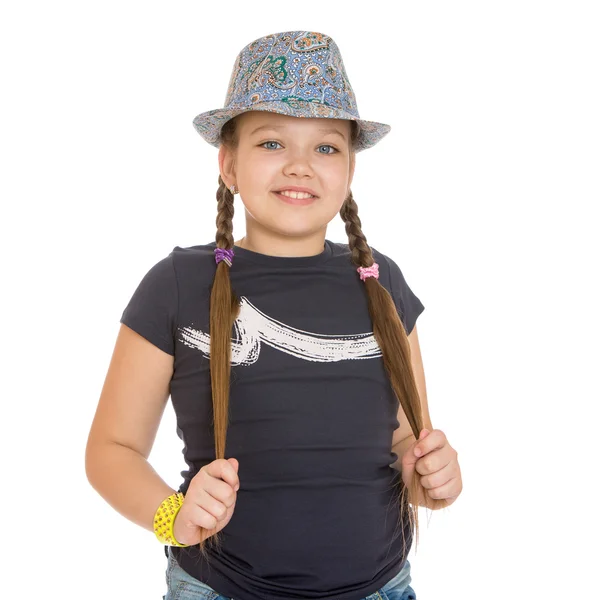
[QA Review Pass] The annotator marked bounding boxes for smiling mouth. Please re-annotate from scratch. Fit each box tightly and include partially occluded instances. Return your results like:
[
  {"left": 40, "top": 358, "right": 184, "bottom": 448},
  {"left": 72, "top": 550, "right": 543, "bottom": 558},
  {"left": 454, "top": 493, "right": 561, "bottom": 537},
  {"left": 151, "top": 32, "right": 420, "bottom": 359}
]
[{"left": 273, "top": 191, "right": 318, "bottom": 205}]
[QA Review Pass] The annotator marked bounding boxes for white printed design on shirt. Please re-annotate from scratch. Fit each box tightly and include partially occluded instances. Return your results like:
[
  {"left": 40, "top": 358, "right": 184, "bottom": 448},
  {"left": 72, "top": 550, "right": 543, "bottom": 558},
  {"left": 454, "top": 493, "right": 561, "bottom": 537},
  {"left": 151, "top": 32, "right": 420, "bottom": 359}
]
[{"left": 178, "top": 296, "right": 381, "bottom": 365}]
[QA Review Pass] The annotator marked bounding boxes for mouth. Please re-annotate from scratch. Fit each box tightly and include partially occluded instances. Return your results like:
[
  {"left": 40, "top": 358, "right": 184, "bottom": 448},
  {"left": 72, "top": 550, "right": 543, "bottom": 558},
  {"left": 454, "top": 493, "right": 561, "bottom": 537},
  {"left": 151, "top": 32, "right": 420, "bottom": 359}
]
[{"left": 273, "top": 191, "right": 318, "bottom": 206}]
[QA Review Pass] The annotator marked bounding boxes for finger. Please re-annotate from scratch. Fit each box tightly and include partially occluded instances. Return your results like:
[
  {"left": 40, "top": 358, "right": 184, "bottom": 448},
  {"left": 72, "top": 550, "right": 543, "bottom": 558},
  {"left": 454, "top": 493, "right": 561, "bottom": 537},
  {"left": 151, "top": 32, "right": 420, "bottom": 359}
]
[
  {"left": 194, "top": 487, "right": 232, "bottom": 522},
  {"left": 197, "top": 505, "right": 220, "bottom": 530},
  {"left": 415, "top": 448, "right": 453, "bottom": 476},
  {"left": 224, "top": 459, "right": 240, "bottom": 490},
  {"left": 209, "top": 459, "right": 240, "bottom": 491},
  {"left": 204, "top": 475, "right": 238, "bottom": 508},
  {"left": 414, "top": 429, "right": 446, "bottom": 458},
  {"left": 401, "top": 438, "right": 422, "bottom": 463},
  {"left": 184, "top": 498, "right": 222, "bottom": 531},
  {"left": 418, "top": 458, "right": 458, "bottom": 488},
  {"left": 425, "top": 474, "right": 462, "bottom": 501}
]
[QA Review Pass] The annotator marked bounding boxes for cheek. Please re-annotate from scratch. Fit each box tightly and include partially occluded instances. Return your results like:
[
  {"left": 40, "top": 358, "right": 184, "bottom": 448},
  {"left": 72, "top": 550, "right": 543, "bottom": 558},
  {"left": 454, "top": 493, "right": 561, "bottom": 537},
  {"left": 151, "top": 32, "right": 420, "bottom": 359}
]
[
  {"left": 319, "top": 165, "right": 350, "bottom": 196},
  {"left": 239, "top": 154, "right": 278, "bottom": 184}
]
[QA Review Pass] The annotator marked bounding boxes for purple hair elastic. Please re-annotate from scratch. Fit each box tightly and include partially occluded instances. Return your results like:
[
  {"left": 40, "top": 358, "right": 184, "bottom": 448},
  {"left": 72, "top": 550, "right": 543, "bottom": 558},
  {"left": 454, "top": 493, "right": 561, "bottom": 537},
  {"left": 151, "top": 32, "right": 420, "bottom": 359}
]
[
  {"left": 214, "top": 247, "right": 235, "bottom": 267},
  {"left": 357, "top": 262, "right": 379, "bottom": 281}
]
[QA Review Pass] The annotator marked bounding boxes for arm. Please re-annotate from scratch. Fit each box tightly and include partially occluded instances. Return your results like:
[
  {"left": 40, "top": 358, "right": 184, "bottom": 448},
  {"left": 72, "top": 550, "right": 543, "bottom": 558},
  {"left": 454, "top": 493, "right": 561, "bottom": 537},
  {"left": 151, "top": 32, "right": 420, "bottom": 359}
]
[
  {"left": 85, "top": 323, "right": 177, "bottom": 533},
  {"left": 86, "top": 441, "right": 178, "bottom": 533}
]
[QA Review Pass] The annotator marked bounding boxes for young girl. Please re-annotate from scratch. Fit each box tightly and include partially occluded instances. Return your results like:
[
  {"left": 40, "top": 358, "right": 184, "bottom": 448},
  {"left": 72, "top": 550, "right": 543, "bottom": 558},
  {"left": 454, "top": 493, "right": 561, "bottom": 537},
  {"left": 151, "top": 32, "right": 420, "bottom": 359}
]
[{"left": 86, "top": 30, "right": 462, "bottom": 600}]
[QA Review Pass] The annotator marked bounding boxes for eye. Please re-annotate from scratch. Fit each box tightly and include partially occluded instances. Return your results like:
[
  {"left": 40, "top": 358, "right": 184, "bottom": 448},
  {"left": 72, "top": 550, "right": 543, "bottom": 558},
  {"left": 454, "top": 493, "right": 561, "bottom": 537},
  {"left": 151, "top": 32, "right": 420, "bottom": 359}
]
[
  {"left": 260, "top": 141, "right": 282, "bottom": 150},
  {"left": 318, "top": 144, "right": 338, "bottom": 154},
  {"left": 259, "top": 141, "right": 339, "bottom": 154}
]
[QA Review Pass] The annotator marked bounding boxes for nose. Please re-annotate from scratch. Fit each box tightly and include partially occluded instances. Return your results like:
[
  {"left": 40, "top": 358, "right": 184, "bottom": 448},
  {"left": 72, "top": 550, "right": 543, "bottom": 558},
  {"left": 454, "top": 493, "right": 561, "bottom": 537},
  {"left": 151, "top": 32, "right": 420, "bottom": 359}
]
[{"left": 282, "top": 148, "right": 314, "bottom": 178}]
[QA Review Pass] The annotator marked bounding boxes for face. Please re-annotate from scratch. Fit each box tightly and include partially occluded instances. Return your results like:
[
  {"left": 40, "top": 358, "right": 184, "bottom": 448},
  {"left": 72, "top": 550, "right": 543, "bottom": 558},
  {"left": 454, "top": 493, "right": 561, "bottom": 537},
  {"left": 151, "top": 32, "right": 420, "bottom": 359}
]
[{"left": 219, "top": 111, "right": 355, "bottom": 240}]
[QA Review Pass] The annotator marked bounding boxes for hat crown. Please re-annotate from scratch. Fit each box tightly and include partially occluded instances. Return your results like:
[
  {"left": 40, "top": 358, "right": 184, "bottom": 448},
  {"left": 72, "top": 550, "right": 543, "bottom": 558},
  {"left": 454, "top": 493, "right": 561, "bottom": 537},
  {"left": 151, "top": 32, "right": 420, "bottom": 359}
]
[
  {"left": 192, "top": 30, "right": 391, "bottom": 152},
  {"left": 223, "top": 31, "right": 361, "bottom": 117}
]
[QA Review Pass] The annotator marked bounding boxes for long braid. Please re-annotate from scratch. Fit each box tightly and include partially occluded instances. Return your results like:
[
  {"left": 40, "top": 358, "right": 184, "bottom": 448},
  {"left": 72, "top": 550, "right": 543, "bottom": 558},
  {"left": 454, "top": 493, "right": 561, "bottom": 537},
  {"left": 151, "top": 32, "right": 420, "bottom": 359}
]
[
  {"left": 199, "top": 175, "right": 241, "bottom": 560},
  {"left": 340, "top": 191, "right": 448, "bottom": 553},
  {"left": 341, "top": 191, "right": 423, "bottom": 435},
  {"left": 211, "top": 174, "right": 241, "bottom": 460}
]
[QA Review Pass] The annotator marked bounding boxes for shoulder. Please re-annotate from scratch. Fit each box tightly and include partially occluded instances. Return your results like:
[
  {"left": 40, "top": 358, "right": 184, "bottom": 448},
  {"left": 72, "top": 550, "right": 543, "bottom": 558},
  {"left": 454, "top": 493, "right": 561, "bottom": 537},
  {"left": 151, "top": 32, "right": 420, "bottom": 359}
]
[
  {"left": 368, "top": 244, "right": 416, "bottom": 297},
  {"left": 328, "top": 239, "right": 396, "bottom": 268},
  {"left": 370, "top": 244, "right": 426, "bottom": 334},
  {"left": 169, "top": 241, "right": 218, "bottom": 276},
  {"left": 171, "top": 241, "right": 217, "bottom": 261},
  {"left": 127, "top": 242, "right": 218, "bottom": 293},
  {"left": 326, "top": 240, "right": 396, "bottom": 290}
]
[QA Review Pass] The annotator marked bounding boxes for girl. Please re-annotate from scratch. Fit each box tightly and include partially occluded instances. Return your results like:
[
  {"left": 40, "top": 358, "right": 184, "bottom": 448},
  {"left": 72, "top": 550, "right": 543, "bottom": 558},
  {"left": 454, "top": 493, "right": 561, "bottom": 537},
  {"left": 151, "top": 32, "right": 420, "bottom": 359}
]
[{"left": 86, "top": 30, "right": 462, "bottom": 600}]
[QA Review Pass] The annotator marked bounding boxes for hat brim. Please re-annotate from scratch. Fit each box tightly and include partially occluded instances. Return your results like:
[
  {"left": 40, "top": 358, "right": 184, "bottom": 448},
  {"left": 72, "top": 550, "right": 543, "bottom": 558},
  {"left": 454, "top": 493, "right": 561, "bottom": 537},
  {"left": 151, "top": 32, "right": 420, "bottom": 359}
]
[{"left": 192, "top": 100, "right": 391, "bottom": 153}]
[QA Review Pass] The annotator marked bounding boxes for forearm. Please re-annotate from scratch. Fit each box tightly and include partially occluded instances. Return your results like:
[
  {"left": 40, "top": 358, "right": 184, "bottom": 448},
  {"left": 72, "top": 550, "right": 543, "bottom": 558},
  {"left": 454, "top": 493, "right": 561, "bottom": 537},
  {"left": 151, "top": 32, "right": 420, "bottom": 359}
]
[{"left": 86, "top": 441, "right": 177, "bottom": 534}]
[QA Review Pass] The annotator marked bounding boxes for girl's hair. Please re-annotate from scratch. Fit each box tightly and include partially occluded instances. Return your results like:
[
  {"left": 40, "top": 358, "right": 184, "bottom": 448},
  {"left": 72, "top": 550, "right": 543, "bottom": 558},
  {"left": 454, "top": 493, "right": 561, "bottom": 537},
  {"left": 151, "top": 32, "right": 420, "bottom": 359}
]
[{"left": 195, "top": 115, "right": 448, "bottom": 564}]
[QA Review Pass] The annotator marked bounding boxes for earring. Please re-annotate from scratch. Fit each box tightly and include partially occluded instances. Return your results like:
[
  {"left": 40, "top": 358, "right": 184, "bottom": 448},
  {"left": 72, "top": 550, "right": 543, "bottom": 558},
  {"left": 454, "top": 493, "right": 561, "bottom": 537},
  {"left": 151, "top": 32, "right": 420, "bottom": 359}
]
[{"left": 230, "top": 184, "right": 239, "bottom": 194}]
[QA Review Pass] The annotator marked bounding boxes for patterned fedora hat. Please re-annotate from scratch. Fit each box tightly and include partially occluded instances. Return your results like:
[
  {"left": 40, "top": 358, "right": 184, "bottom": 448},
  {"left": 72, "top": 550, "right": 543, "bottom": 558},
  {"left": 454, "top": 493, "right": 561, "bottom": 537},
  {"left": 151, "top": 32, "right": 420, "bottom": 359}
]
[{"left": 192, "top": 30, "right": 391, "bottom": 153}]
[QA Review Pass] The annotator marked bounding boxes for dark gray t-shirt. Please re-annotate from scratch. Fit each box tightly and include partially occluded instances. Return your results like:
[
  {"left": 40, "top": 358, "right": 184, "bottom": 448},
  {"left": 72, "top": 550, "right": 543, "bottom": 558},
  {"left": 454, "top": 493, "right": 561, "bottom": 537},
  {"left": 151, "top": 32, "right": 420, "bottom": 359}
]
[{"left": 120, "top": 239, "right": 425, "bottom": 600}]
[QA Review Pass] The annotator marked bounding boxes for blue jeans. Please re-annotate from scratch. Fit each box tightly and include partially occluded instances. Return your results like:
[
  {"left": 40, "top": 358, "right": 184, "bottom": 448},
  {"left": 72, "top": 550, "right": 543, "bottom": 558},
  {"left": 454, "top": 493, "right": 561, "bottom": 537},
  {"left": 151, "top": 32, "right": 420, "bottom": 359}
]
[{"left": 163, "top": 550, "right": 416, "bottom": 600}]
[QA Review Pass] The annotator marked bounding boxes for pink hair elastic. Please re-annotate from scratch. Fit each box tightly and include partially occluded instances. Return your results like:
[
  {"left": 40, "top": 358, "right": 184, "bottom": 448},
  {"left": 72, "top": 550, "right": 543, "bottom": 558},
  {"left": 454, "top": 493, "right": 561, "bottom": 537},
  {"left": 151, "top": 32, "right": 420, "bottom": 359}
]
[
  {"left": 214, "top": 247, "right": 234, "bottom": 267},
  {"left": 357, "top": 262, "right": 379, "bottom": 281}
]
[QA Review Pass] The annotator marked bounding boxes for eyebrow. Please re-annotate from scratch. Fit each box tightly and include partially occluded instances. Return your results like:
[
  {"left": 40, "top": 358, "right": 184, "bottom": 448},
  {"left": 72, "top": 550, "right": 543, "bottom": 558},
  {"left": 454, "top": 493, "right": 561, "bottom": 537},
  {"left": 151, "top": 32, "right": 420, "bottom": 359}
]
[{"left": 249, "top": 124, "right": 346, "bottom": 142}]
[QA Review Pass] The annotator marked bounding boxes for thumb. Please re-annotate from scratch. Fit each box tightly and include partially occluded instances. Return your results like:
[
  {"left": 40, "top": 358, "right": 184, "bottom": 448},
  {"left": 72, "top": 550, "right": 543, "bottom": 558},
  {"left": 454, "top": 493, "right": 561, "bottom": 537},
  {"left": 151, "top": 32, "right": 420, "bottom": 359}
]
[
  {"left": 227, "top": 458, "right": 239, "bottom": 473},
  {"left": 400, "top": 429, "right": 430, "bottom": 491},
  {"left": 413, "top": 428, "right": 431, "bottom": 454}
]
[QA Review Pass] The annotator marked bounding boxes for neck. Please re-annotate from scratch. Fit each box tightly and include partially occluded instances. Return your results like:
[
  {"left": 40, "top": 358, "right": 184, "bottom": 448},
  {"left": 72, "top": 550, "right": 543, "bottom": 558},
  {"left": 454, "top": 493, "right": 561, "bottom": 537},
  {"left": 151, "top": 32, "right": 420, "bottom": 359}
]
[{"left": 235, "top": 233, "right": 326, "bottom": 258}]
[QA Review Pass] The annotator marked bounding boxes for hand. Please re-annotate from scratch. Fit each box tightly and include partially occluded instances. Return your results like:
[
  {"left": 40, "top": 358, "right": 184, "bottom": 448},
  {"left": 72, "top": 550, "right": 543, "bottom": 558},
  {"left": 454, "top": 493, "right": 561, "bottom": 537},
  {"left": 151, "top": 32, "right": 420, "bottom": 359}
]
[
  {"left": 173, "top": 458, "right": 240, "bottom": 546},
  {"left": 401, "top": 429, "right": 462, "bottom": 507}
]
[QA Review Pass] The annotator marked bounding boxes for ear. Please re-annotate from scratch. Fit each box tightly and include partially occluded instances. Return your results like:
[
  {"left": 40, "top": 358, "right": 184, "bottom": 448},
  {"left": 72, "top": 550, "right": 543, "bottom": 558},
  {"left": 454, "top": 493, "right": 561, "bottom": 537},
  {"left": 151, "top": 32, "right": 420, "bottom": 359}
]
[{"left": 218, "top": 145, "right": 236, "bottom": 189}]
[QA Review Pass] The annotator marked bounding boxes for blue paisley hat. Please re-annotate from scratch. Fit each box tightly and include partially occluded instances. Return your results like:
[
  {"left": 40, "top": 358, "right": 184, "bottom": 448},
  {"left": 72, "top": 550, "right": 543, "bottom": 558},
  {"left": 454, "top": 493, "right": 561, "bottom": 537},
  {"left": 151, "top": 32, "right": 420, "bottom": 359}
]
[{"left": 192, "top": 30, "right": 391, "bottom": 154}]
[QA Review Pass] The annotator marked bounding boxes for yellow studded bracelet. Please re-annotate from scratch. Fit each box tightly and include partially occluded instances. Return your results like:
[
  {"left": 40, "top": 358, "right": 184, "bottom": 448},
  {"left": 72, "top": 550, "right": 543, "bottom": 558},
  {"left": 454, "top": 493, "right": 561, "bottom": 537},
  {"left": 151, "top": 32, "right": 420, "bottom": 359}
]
[{"left": 154, "top": 492, "right": 190, "bottom": 547}]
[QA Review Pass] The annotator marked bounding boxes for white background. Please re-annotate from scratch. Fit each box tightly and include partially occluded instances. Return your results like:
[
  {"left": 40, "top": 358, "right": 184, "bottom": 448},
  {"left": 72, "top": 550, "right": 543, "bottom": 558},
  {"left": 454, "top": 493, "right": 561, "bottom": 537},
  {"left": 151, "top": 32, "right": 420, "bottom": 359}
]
[{"left": 2, "top": 1, "right": 592, "bottom": 598}]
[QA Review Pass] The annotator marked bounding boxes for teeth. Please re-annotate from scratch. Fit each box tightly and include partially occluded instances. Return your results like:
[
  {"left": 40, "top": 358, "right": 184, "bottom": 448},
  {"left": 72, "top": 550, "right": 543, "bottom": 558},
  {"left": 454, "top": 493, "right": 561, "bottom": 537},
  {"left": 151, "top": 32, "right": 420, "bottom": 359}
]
[{"left": 278, "top": 190, "right": 314, "bottom": 199}]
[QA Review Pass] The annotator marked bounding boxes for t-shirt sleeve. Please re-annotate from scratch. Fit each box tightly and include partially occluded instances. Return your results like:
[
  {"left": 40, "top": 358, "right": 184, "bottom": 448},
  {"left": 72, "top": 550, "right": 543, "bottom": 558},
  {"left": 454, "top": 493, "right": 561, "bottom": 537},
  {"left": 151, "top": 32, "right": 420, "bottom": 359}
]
[
  {"left": 119, "top": 252, "right": 178, "bottom": 356},
  {"left": 383, "top": 254, "right": 425, "bottom": 335}
]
